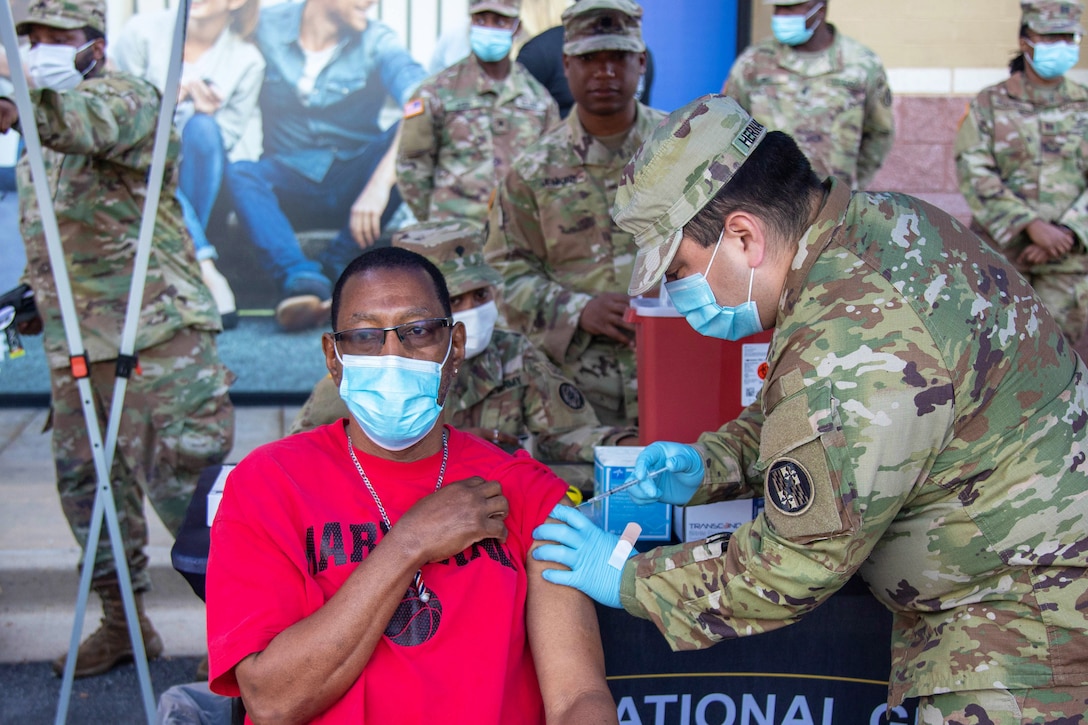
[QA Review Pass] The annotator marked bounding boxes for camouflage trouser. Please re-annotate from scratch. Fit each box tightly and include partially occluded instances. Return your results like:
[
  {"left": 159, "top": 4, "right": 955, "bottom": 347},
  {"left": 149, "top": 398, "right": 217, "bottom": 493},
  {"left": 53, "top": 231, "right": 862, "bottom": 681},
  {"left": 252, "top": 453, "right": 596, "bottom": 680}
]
[
  {"left": 914, "top": 686, "right": 1088, "bottom": 724},
  {"left": 565, "top": 339, "right": 638, "bottom": 428},
  {"left": 1029, "top": 270, "right": 1088, "bottom": 345},
  {"left": 50, "top": 328, "right": 235, "bottom": 592}
]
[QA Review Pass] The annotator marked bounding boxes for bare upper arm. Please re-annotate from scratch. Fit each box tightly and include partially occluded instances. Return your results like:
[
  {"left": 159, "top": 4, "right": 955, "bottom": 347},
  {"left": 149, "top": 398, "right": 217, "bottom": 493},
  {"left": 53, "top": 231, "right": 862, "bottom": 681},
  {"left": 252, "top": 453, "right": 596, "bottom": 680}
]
[{"left": 526, "top": 507, "right": 618, "bottom": 725}]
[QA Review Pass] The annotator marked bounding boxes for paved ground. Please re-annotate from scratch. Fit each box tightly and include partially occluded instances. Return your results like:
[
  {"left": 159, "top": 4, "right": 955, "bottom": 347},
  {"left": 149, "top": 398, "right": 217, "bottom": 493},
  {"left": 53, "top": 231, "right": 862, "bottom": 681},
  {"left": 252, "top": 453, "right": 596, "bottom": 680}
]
[
  {"left": 0, "top": 657, "right": 204, "bottom": 724},
  {"left": 0, "top": 404, "right": 298, "bottom": 722}
]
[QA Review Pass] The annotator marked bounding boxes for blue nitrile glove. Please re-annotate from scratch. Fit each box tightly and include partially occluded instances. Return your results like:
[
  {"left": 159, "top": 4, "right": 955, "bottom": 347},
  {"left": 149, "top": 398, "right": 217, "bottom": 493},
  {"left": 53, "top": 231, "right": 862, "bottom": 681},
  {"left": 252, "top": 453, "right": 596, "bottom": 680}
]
[
  {"left": 628, "top": 441, "right": 705, "bottom": 505},
  {"left": 531, "top": 504, "right": 630, "bottom": 608}
]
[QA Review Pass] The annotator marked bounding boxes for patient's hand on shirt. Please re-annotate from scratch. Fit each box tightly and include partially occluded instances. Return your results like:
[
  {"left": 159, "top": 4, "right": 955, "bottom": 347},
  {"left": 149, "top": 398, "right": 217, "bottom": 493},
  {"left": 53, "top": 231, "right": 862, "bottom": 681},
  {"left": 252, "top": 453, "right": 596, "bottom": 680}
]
[{"left": 390, "top": 477, "right": 509, "bottom": 565}]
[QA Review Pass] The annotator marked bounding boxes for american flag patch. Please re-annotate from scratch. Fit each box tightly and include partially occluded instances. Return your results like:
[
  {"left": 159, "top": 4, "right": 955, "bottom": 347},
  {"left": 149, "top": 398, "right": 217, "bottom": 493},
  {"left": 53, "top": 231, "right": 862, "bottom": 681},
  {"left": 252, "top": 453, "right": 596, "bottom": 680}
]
[{"left": 403, "top": 98, "right": 425, "bottom": 118}]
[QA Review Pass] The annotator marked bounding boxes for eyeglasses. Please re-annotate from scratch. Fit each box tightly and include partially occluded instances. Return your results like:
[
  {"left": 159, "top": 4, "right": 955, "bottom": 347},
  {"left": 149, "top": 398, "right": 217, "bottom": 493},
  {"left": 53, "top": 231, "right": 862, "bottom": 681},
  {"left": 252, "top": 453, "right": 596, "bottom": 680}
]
[{"left": 333, "top": 317, "right": 453, "bottom": 357}]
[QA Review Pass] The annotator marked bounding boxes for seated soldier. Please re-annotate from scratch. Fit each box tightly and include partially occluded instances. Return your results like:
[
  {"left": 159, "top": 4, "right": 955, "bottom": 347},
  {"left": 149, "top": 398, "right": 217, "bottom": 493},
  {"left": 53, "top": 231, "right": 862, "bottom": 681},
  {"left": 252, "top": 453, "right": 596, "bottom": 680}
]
[
  {"left": 206, "top": 245, "right": 617, "bottom": 723},
  {"left": 290, "top": 220, "right": 640, "bottom": 488}
]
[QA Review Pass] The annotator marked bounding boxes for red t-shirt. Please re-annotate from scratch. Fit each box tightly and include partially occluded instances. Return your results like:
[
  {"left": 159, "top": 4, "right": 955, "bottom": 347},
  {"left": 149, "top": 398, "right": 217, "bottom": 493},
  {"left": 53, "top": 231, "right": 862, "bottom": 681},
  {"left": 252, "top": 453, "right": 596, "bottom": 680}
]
[{"left": 206, "top": 423, "right": 568, "bottom": 724}]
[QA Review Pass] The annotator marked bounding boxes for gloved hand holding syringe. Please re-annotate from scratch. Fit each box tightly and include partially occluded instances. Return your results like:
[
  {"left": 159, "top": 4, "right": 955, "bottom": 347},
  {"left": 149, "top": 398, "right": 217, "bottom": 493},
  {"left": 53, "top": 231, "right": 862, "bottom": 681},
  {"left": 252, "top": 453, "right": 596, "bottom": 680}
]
[
  {"left": 577, "top": 466, "right": 670, "bottom": 508},
  {"left": 532, "top": 445, "right": 706, "bottom": 609}
]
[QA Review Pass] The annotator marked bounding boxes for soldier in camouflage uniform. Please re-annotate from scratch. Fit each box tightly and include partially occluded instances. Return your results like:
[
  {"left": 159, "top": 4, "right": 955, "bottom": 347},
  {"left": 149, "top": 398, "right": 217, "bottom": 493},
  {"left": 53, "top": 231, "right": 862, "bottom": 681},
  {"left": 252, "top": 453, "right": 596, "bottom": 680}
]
[
  {"left": 955, "top": 0, "right": 1088, "bottom": 347},
  {"left": 291, "top": 221, "right": 638, "bottom": 489},
  {"left": 0, "top": 0, "right": 235, "bottom": 678},
  {"left": 532, "top": 95, "right": 1088, "bottom": 722},
  {"left": 721, "top": 0, "right": 894, "bottom": 190},
  {"left": 484, "top": 0, "right": 665, "bottom": 427},
  {"left": 396, "top": 0, "right": 560, "bottom": 225}
]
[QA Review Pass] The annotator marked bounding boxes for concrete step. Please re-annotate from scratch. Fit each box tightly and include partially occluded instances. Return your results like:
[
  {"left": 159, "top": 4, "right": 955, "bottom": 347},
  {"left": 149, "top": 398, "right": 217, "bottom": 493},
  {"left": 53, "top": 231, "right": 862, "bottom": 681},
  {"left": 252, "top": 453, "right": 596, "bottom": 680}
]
[{"left": 0, "top": 548, "right": 206, "bottom": 664}]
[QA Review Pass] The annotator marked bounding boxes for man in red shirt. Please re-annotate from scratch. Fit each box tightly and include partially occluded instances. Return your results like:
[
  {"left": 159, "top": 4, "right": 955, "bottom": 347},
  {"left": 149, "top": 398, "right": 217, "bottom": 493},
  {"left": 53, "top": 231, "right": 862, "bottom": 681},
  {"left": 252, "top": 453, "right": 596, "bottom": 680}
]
[{"left": 206, "top": 246, "right": 617, "bottom": 723}]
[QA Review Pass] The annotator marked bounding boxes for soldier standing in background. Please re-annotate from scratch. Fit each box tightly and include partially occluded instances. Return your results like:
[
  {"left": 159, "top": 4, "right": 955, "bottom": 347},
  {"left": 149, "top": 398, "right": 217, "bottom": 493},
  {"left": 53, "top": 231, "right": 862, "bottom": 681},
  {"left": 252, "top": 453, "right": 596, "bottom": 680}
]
[
  {"left": 0, "top": 0, "right": 235, "bottom": 677},
  {"left": 396, "top": 0, "right": 559, "bottom": 225},
  {"left": 721, "top": 0, "right": 894, "bottom": 190},
  {"left": 955, "top": 0, "right": 1088, "bottom": 347},
  {"left": 290, "top": 221, "right": 639, "bottom": 489},
  {"left": 484, "top": 0, "right": 665, "bottom": 427},
  {"left": 532, "top": 95, "right": 1088, "bottom": 723}
]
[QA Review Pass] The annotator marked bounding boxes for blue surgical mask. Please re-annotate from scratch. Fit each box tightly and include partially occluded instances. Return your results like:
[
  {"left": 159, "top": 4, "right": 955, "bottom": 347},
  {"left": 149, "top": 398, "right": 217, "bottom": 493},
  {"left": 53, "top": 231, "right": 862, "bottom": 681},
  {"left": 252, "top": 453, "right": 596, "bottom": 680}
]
[
  {"left": 771, "top": 3, "right": 824, "bottom": 47},
  {"left": 1026, "top": 39, "right": 1081, "bottom": 79},
  {"left": 470, "top": 25, "right": 515, "bottom": 63},
  {"left": 665, "top": 232, "right": 764, "bottom": 341},
  {"left": 337, "top": 342, "right": 451, "bottom": 451}
]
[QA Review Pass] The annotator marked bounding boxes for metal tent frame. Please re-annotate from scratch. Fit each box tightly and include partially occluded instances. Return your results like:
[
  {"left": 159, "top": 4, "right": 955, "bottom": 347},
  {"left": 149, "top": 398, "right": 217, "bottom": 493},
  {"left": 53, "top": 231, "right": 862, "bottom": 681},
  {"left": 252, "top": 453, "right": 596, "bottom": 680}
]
[{"left": 0, "top": 1, "right": 189, "bottom": 722}]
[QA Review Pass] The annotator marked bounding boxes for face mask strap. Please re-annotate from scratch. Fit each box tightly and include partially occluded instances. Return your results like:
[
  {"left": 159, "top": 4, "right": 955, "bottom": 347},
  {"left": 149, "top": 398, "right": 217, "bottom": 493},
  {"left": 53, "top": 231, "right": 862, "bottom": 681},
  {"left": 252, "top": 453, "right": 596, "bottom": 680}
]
[
  {"left": 805, "top": 2, "right": 825, "bottom": 23},
  {"left": 74, "top": 40, "right": 96, "bottom": 77},
  {"left": 333, "top": 341, "right": 345, "bottom": 364},
  {"left": 1024, "top": 41, "right": 1041, "bottom": 71},
  {"left": 434, "top": 335, "right": 456, "bottom": 404},
  {"left": 705, "top": 228, "right": 726, "bottom": 276},
  {"left": 747, "top": 267, "right": 755, "bottom": 305},
  {"left": 439, "top": 334, "right": 453, "bottom": 368}
]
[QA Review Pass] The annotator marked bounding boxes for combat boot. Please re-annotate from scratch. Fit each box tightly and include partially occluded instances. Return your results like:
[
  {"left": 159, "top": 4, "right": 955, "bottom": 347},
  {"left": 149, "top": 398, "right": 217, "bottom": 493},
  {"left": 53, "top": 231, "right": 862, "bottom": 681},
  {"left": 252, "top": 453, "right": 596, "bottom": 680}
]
[{"left": 51, "top": 582, "right": 163, "bottom": 678}]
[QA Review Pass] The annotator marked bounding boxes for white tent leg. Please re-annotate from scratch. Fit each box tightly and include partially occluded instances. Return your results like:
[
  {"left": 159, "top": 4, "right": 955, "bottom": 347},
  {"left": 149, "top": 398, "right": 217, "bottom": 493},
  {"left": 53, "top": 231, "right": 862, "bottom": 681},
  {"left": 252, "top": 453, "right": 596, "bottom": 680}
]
[{"left": 0, "top": 0, "right": 191, "bottom": 721}]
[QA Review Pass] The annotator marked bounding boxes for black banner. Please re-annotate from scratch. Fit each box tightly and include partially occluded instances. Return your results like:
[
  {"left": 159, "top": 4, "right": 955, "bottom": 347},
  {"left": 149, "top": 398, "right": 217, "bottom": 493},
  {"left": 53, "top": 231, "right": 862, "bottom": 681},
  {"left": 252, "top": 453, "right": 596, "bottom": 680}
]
[{"left": 596, "top": 581, "right": 917, "bottom": 725}]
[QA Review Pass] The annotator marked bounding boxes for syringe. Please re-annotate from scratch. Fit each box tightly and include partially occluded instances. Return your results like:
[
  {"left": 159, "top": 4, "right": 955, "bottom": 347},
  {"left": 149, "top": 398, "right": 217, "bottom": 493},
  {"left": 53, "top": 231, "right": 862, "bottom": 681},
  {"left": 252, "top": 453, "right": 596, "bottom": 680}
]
[{"left": 577, "top": 466, "right": 670, "bottom": 508}]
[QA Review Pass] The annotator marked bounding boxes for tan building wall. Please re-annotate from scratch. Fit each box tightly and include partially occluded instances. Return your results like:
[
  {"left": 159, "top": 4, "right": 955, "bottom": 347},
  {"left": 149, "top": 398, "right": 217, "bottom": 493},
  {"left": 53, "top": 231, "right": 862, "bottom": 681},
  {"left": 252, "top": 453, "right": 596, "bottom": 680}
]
[
  {"left": 753, "top": 0, "right": 1087, "bottom": 75},
  {"left": 746, "top": 0, "right": 1088, "bottom": 223}
]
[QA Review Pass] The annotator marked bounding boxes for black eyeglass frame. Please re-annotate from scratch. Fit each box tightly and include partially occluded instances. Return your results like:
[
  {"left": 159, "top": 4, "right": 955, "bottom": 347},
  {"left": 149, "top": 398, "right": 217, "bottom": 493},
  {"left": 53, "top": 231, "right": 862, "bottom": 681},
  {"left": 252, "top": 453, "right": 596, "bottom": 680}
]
[{"left": 331, "top": 317, "right": 454, "bottom": 355}]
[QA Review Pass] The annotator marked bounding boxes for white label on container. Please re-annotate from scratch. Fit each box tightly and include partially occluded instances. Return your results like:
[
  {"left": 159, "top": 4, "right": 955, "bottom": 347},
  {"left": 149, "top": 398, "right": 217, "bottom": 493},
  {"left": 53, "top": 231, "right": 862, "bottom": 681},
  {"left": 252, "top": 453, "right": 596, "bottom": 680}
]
[{"left": 741, "top": 343, "right": 770, "bottom": 406}]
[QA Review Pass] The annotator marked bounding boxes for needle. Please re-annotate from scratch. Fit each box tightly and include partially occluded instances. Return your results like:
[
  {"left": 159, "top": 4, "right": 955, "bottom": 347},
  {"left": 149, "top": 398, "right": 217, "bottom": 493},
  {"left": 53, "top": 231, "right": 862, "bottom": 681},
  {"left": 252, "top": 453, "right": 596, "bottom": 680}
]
[{"left": 577, "top": 466, "right": 670, "bottom": 508}]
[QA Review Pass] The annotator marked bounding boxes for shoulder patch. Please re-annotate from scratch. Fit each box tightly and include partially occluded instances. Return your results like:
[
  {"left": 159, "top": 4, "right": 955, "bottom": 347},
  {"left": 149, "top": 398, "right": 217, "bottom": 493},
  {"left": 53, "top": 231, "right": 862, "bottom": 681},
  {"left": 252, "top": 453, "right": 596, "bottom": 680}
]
[
  {"left": 558, "top": 382, "right": 585, "bottom": 410},
  {"left": 766, "top": 458, "right": 814, "bottom": 516},
  {"left": 404, "top": 98, "right": 425, "bottom": 119}
]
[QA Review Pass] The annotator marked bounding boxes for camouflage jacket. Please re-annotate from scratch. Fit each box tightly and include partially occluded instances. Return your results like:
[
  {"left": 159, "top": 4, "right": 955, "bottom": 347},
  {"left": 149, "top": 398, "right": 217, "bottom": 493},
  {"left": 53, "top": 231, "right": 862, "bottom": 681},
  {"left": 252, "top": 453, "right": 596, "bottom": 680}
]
[
  {"left": 483, "top": 103, "right": 666, "bottom": 369},
  {"left": 290, "top": 329, "right": 636, "bottom": 462},
  {"left": 11, "top": 71, "right": 219, "bottom": 370},
  {"left": 954, "top": 72, "right": 1088, "bottom": 274},
  {"left": 620, "top": 178, "right": 1088, "bottom": 705},
  {"left": 396, "top": 54, "right": 559, "bottom": 225},
  {"left": 722, "top": 26, "right": 894, "bottom": 190}
]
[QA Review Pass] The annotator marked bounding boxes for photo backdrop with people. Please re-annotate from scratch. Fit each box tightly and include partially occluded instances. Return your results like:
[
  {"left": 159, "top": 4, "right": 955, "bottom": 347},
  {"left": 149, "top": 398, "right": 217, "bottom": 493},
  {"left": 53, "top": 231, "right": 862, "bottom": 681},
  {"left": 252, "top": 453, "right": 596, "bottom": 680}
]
[{"left": 0, "top": 0, "right": 735, "bottom": 401}]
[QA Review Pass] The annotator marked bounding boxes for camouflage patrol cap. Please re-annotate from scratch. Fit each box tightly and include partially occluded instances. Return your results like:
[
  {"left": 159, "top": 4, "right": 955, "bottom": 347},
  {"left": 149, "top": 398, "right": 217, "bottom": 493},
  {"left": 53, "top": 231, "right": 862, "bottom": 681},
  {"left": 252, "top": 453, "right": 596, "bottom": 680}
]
[
  {"left": 392, "top": 221, "right": 502, "bottom": 297},
  {"left": 1021, "top": 0, "right": 1085, "bottom": 34},
  {"left": 469, "top": 0, "right": 521, "bottom": 18},
  {"left": 16, "top": 0, "right": 106, "bottom": 35},
  {"left": 562, "top": 0, "right": 646, "bottom": 56},
  {"left": 614, "top": 94, "right": 767, "bottom": 296}
]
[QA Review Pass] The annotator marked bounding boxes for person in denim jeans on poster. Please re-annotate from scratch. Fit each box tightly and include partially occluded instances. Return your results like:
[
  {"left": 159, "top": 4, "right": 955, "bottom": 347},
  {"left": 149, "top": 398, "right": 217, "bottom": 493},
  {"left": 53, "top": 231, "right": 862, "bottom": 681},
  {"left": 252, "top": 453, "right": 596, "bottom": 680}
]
[
  {"left": 113, "top": 0, "right": 265, "bottom": 331},
  {"left": 226, "top": 0, "right": 427, "bottom": 331}
]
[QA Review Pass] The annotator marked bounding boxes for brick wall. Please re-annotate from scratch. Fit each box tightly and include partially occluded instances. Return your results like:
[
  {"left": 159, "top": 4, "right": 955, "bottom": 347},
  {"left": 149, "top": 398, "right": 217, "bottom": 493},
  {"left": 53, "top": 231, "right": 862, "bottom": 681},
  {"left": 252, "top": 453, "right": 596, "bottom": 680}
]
[{"left": 869, "top": 95, "right": 974, "bottom": 225}]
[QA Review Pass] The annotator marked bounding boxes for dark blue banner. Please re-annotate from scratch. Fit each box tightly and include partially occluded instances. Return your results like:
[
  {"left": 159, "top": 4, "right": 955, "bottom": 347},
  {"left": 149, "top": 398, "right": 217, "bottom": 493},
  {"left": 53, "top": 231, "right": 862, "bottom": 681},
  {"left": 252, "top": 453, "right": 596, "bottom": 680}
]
[{"left": 596, "top": 579, "right": 918, "bottom": 724}]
